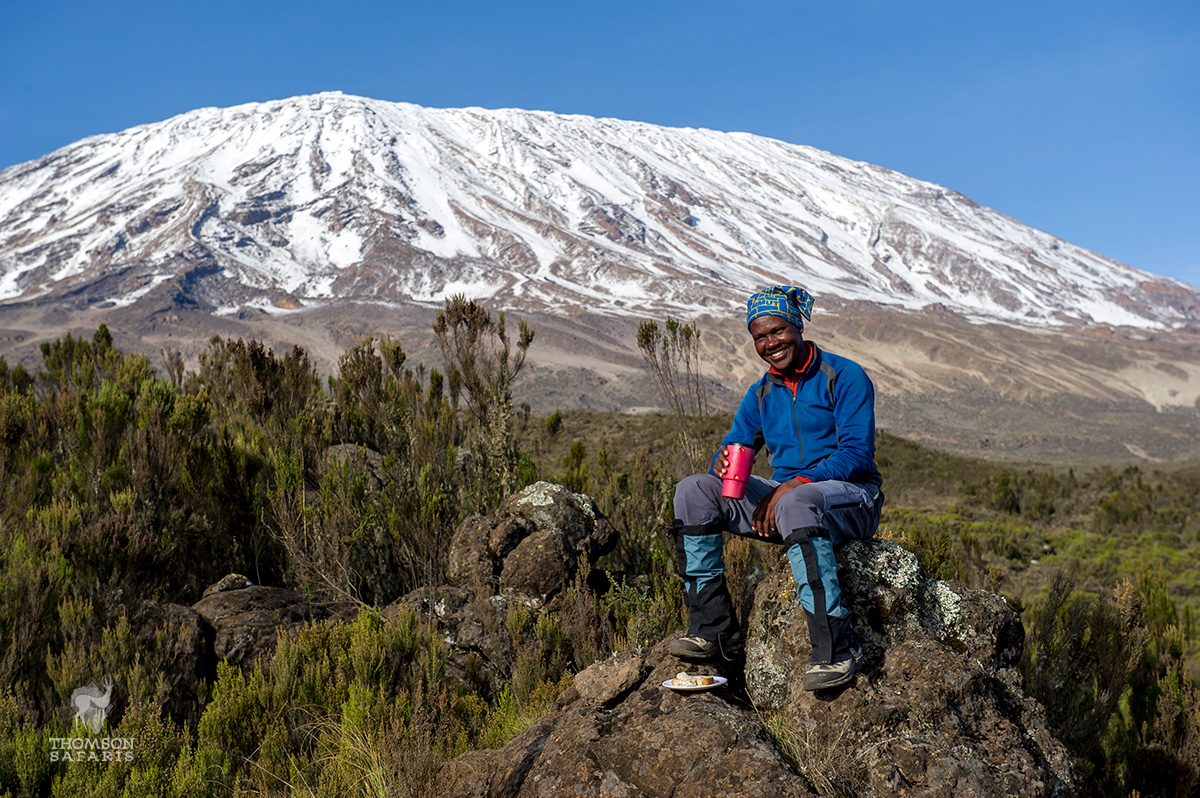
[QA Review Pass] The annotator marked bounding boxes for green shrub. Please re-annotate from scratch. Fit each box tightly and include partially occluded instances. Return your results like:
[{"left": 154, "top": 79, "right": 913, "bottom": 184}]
[
  {"left": 0, "top": 690, "right": 57, "bottom": 798},
  {"left": 1023, "top": 574, "right": 1200, "bottom": 796},
  {"left": 189, "top": 607, "right": 492, "bottom": 795},
  {"left": 50, "top": 701, "right": 204, "bottom": 798},
  {"left": 478, "top": 674, "right": 570, "bottom": 751}
]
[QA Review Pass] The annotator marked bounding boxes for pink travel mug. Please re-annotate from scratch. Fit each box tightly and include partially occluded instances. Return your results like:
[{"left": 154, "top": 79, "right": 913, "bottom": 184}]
[{"left": 721, "top": 444, "right": 755, "bottom": 499}]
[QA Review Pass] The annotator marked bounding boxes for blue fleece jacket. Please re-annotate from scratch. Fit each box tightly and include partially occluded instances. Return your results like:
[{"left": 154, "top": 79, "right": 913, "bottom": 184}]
[{"left": 716, "top": 344, "right": 882, "bottom": 488}]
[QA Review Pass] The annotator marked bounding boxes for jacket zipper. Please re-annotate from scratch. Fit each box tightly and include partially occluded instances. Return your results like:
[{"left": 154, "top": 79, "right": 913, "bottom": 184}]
[{"left": 791, "top": 384, "right": 802, "bottom": 462}]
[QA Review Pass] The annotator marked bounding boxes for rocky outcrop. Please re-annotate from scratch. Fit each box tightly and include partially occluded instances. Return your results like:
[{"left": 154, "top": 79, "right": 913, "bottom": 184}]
[
  {"left": 388, "top": 584, "right": 512, "bottom": 696},
  {"left": 424, "top": 485, "right": 1081, "bottom": 797},
  {"left": 400, "top": 483, "right": 618, "bottom": 698},
  {"left": 125, "top": 600, "right": 215, "bottom": 720},
  {"left": 746, "top": 538, "right": 1079, "bottom": 797},
  {"left": 447, "top": 481, "right": 617, "bottom": 605},
  {"left": 191, "top": 578, "right": 323, "bottom": 669},
  {"left": 440, "top": 640, "right": 816, "bottom": 798}
]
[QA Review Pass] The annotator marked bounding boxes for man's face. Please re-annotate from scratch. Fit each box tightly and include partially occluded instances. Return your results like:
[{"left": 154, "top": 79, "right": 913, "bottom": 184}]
[{"left": 749, "top": 315, "right": 805, "bottom": 373}]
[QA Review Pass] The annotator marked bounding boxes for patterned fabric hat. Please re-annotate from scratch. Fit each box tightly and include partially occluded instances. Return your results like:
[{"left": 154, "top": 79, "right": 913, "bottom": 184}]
[{"left": 746, "top": 285, "right": 815, "bottom": 330}]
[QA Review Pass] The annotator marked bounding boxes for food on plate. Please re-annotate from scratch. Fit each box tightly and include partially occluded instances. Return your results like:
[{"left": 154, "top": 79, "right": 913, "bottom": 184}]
[{"left": 672, "top": 672, "right": 715, "bottom": 687}]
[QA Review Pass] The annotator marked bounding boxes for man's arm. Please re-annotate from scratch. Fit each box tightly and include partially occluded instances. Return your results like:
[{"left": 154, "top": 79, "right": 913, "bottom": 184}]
[
  {"left": 710, "top": 382, "right": 765, "bottom": 475},
  {"left": 800, "top": 359, "right": 876, "bottom": 484}
]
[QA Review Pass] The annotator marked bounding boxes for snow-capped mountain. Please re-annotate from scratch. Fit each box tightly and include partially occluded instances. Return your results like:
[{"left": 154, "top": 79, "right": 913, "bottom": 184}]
[{"left": 1, "top": 91, "right": 1195, "bottom": 330}]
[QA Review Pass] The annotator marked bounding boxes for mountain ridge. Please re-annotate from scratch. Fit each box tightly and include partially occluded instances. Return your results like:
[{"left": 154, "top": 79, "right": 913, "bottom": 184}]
[{"left": 2, "top": 91, "right": 1196, "bottom": 330}]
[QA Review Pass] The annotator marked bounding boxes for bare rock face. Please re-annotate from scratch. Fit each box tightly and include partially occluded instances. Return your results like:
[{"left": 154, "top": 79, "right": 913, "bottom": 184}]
[
  {"left": 573, "top": 655, "right": 643, "bottom": 705},
  {"left": 191, "top": 581, "right": 320, "bottom": 669},
  {"left": 746, "top": 538, "right": 1079, "bottom": 797},
  {"left": 447, "top": 481, "right": 617, "bottom": 604},
  {"left": 440, "top": 640, "right": 816, "bottom": 798},
  {"left": 387, "top": 584, "right": 513, "bottom": 698},
  {"left": 411, "top": 484, "right": 617, "bottom": 701}
]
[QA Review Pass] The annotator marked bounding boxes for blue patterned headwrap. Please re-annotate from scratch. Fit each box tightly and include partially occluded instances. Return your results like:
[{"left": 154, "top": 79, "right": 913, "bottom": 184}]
[{"left": 746, "top": 285, "right": 815, "bottom": 330}]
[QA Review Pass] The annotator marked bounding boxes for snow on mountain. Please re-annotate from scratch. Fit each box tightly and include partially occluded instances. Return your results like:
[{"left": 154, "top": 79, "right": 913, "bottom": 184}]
[{"left": 0, "top": 91, "right": 1195, "bottom": 330}]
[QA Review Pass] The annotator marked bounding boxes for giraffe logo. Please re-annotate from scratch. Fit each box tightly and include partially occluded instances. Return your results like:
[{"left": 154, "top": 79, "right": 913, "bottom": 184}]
[{"left": 70, "top": 676, "right": 114, "bottom": 734}]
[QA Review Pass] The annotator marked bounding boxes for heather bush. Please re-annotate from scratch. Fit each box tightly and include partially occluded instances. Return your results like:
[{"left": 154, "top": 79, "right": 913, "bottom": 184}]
[
  {"left": 603, "top": 574, "right": 682, "bottom": 652},
  {"left": 49, "top": 701, "right": 204, "bottom": 798},
  {"left": 176, "top": 605, "right": 571, "bottom": 797},
  {"left": 0, "top": 535, "right": 70, "bottom": 712},
  {"left": 0, "top": 689, "right": 57, "bottom": 798},
  {"left": 434, "top": 294, "right": 533, "bottom": 505},
  {"left": 1023, "top": 574, "right": 1200, "bottom": 796},
  {"left": 192, "top": 608, "right": 474, "bottom": 794},
  {"left": 0, "top": 304, "right": 550, "bottom": 790},
  {"left": 591, "top": 446, "right": 675, "bottom": 576}
]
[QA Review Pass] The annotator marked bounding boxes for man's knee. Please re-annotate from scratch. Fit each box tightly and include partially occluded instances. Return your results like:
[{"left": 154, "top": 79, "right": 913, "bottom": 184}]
[
  {"left": 674, "top": 472, "right": 723, "bottom": 511},
  {"left": 774, "top": 483, "right": 825, "bottom": 535},
  {"left": 778, "top": 482, "right": 825, "bottom": 510}
]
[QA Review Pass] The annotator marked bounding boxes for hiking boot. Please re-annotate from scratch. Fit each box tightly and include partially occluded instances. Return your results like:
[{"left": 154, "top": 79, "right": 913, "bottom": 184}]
[
  {"left": 801, "top": 647, "right": 862, "bottom": 691},
  {"left": 669, "top": 635, "right": 718, "bottom": 660},
  {"left": 669, "top": 630, "right": 744, "bottom": 661}
]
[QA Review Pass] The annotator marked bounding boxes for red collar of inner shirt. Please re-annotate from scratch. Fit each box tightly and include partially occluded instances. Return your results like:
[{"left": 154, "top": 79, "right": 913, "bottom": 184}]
[{"left": 768, "top": 342, "right": 814, "bottom": 395}]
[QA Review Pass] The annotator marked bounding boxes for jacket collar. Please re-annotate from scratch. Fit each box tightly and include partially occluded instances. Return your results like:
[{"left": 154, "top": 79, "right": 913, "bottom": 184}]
[{"left": 764, "top": 342, "right": 822, "bottom": 386}]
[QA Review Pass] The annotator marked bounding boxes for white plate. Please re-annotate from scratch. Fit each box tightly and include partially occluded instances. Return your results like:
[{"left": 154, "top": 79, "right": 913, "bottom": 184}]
[{"left": 662, "top": 675, "right": 728, "bottom": 692}]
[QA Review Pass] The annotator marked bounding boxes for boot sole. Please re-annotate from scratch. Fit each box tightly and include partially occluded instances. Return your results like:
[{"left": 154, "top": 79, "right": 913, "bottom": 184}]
[
  {"left": 801, "top": 672, "right": 854, "bottom": 691},
  {"left": 669, "top": 644, "right": 717, "bottom": 660},
  {"left": 800, "top": 662, "right": 859, "bottom": 691}
]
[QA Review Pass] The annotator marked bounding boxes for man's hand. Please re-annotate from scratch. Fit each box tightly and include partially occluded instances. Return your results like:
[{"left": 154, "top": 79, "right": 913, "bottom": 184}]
[
  {"left": 715, "top": 447, "right": 730, "bottom": 476},
  {"left": 750, "top": 477, "right": 812, "bottom": 538}
]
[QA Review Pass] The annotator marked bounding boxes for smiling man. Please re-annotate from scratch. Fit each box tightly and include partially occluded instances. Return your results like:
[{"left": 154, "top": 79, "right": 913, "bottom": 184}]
[{"left": 668, "top": 285, "right": 884, "bottom": 691}]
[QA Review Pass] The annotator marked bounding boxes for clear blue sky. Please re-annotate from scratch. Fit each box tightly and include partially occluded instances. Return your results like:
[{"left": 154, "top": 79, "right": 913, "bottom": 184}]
[{"left": 2, "top": 0, "right": 1197, "bottom": 287}]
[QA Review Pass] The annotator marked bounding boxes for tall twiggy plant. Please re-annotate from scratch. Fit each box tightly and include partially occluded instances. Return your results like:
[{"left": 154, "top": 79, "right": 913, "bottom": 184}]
[
  {"left": 636, "top": 317, "right": 710, "bottom": 474},
  {"left": 433, "top": 295, "right": 534, "bottom": 424},
  {"left": 433, "top": 295, "right": 535, "bottom": 505}
]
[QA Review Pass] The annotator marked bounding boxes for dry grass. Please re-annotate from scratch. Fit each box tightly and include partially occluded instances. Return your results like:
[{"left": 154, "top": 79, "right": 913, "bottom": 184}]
[{"left": 762, "top": 709, "right": 886, "bottom": 798}]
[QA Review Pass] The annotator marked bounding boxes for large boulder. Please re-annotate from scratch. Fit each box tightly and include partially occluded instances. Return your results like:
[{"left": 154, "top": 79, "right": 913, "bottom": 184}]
[
  {"left": 439, "top": 639, "right": 816, "bottom": 797},
  {"left": 447, "top": 482, "right": 617, "bottom": 605},
  {"left": 387, "top": 584, "right": 513, "bottom": 697},
  {"left": 746, "top": 538, "right": 1079, "bottom": 797},
  {"left": 408, "top": 484, "right": 618, "bottom": 701},
  {"left": 191, "top": 577, "right": 323, "bottom": 669}
]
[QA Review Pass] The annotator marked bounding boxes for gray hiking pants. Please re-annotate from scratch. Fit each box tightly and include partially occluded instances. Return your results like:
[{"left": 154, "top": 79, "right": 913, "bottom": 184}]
[{"left": 672, "top": 473, "right": 882, "bottom": 659}]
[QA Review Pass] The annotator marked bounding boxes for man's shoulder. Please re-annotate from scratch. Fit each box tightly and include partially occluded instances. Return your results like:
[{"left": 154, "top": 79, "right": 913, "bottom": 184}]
[
  {"left": 743, "top": 372, "right": 777, "bottom": 393},
  {"left": 816, "top": 347, "right": 869, "bottom": 380},
  {"left": 735, "top": 373, "right": 776, "bottom": 413}
]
